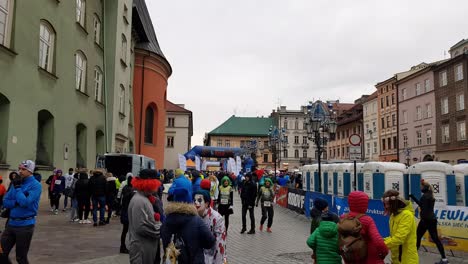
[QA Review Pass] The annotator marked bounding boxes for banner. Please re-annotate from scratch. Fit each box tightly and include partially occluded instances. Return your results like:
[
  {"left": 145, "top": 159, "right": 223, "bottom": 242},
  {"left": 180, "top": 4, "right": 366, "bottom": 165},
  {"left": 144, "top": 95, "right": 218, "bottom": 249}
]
[
  {"left": 236, "top": 156, "right": 242, "bottom": 175},
  {"left": 416, "top": 205, "right": 468, "bottom": 251},
  {"left": 275, "top": 187, "right": 288, "bottom": 208},
  {"left": 178, "top": 154, "right": 186, "bottom": 171},
  {"left": 304, "top": 192, "right": 335, "bottom": 218},
  {"left": 195, "top": 156, "right": 201, "bottom": 171},
  {"left": 287, "top": 188, "right": 306, "bottom": 214},
  {"left": 201, "top": 159, "right": 207, "bottom": 171}
]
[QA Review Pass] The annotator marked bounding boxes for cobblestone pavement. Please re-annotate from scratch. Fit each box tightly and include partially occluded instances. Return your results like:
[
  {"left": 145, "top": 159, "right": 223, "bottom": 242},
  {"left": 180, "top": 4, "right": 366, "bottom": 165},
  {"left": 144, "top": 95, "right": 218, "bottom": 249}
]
[{"left": 4, "top": 185, "right": 466, "bottom": 263}]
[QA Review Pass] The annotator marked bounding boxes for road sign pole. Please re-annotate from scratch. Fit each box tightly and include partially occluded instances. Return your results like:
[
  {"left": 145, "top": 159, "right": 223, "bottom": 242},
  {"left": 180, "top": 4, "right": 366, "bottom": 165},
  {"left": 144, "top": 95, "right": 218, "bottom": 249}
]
[{"left": 354, "top": 160, "right": 357, "bottom": 191}]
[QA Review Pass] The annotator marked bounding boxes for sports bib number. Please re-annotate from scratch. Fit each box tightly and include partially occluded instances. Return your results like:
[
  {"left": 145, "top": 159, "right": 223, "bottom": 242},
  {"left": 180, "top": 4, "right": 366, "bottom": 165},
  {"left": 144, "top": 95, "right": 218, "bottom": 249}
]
[
  {"left": 264, "top": 201, "right": 271, "bottom": 207},
  {"left": 220, "top": 198, "right": 229, "bottom": 205},
  {"left": 54, "top": 180, "right": 62, "bottom": 185}
]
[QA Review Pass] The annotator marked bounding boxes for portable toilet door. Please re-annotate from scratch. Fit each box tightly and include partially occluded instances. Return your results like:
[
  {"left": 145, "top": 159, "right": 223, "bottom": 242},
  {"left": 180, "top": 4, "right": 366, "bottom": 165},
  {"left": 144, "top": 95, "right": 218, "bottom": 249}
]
[
  {"left": 310, "top": 164, "right": 319, "bottom": 192},
  {"left": 408, "top": 162, "right": 456, "bottom": 206},
  {"left": 321, "top": 164, "right": 330, "bottom": 194},
  {"left": 357, "top": 163, "right": 365, "bottom": 192},
  {"left": 361, "top": 162, "right": 381, "bottom": 199},
  {"left": 336, "top": 163, "right": 352, "bottom": 197},
  {"left": 326, "top": 164, "right": 337, "bottom": 195},
  {"left": 453, "top": 164, "right": 468, "bottom": 206},
  {"left": 380, "top": 162, "right": 408, "bottom": 199},
  {"left": 301, "top": 165, "right": 312, "bottom": 192}
]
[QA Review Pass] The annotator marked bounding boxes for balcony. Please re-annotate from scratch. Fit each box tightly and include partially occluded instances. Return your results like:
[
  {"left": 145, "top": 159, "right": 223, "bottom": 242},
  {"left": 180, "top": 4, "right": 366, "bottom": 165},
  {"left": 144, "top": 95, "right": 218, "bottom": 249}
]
[{"left": 301, "top": 143, "right": 309, "bottom": 149}]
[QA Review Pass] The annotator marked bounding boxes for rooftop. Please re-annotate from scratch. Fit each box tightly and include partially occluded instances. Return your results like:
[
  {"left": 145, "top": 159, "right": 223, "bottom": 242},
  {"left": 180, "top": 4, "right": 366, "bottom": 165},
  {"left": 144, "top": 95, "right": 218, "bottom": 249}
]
[
  {"left": 166, "top": 100, "right": 191, "bottom": 113},
  {"left": 208, "top": 116, "right": 274, "bottom": 137},
  {"left": 449, "top": 38, "right": 468, "bottom": 51}
]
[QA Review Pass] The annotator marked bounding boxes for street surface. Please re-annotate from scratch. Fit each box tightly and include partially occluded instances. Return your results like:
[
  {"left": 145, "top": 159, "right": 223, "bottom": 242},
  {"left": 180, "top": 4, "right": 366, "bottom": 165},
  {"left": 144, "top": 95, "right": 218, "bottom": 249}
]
[{"left": 3, "top": 185, "right": 466, "bottom": 263}]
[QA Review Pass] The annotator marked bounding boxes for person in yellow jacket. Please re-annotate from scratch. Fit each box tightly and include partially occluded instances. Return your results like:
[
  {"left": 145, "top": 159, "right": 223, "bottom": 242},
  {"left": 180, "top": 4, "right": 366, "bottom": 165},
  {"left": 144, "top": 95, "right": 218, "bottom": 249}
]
[{"left": 382, "top": 189, "right": 419, "bottom": 264}]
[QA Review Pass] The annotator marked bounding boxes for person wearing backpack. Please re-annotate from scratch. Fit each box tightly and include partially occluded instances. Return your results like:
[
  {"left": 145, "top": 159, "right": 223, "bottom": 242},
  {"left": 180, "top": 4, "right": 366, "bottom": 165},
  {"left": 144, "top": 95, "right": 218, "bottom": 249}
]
[
  {"left": 161, "top": 177, "right": 215, "bottom": 264},
  {"left": 256, "top": 177, "right": 275, "bottom": 232},
  {"left": 382, "top": 189, "right": 419, "bottom": 264},
  {"left": 339, "top": 191, "right": 388, "bottom": 264},
  {"left": 306, "top": 212, "right": 342, "bottom": 264},
  {"left": 119, "top": 176, "right": 134, "bottom": 254}
]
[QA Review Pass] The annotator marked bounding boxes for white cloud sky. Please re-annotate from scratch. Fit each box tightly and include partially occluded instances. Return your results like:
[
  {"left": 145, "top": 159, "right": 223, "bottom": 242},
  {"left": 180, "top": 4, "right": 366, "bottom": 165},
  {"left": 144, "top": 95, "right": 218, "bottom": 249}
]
[{"left": 146, "top": 0, "right": 468, "bottom": 146}]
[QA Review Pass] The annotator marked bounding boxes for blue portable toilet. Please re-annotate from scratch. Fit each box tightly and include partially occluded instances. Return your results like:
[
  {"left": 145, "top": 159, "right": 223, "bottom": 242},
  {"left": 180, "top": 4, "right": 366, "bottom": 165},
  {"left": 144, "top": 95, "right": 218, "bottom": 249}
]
[
  {"left": 335, "top": 163, "right": 352, "bottom": 197},
  {"left": 361, "top": 162, "right": 407, "bottom": 200},
  {"left": 301, "top": 165, "right": 314, "bottom": 192},
  {"left": 320, "top": 164, "right": 330, "bottom": 194},
  {"left": 408, "top": 162, "right": 456, "bottom": 206},
  {"left": 453, "top": 164, "right": 468, "bottom": 206},
  {"left": 326, "top": 164, "right": 338, "bottom": 195},
  {"left": 357, "top": 163, "right": 365, "bottom": 192}
]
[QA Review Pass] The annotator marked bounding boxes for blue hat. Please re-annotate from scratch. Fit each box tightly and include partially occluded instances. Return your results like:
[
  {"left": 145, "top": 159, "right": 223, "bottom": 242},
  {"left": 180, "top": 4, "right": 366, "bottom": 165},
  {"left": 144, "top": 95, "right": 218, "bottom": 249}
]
[
  {"left": 172, "top": 177, "right": 193, "bottom": 203},
  {"left": 194, "top": 190, "right": 211, "bottom": 203}
]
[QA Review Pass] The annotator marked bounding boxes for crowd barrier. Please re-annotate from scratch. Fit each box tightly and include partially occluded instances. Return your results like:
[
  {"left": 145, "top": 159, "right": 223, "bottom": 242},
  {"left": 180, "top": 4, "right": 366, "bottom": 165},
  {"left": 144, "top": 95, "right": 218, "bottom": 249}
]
[{"left": 274, "top": 186, "right": 468, "bottom": 252}]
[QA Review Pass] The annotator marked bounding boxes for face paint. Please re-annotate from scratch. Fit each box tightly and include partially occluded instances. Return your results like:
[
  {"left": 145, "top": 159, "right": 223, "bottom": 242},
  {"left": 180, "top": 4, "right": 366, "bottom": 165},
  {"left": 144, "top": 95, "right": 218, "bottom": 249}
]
[{"left": 194, "top": 194, "right": 207, "bottom": 217}]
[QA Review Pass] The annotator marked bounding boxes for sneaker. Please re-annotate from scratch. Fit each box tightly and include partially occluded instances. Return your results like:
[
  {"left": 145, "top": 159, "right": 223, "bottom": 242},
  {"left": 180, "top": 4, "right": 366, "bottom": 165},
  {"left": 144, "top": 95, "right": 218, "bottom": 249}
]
[
  {"left": 267, "top": 227, "right": 272, "bottom": 233},
  {"left": 247, "top": 230, "right": 255, "bottom": 234},
  {"left": 50, "top": 208, "right": 54, "bottom": 212},
  {"left": 259, "top": 225, "right": 263, "bottom": 231},
  {"left": 73, "top": 218, "right": 80, "bottom": 222},
  {"left": 240, "top": 228, "right": 246, "bottom": 234},
  {"left": 54, "top": 209, "right": 58, "bottom": 215},
  {"left": 79, "top": 220, "right": 84, "bottom": 224},
  {"left": 85, "top": 219, "right": 92, "bottom": 224},
  {"left": 436, "top": 260, "right": 449, "bottom": 264}
]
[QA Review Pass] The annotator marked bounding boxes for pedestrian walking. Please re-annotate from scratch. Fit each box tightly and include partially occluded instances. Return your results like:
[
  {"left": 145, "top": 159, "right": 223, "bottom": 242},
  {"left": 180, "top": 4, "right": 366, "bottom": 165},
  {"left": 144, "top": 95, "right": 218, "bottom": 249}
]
[
  {"left": 127, "top": 169, "right": 162, "bottom": 264},
  {"left": 0, "top": 160, "right": 42, "bottom": 264},
  {"left": 75, "top": 171, "right": 92, "bottom": 224},
  {"left": 217, "top": 176, "right": 234, "bottom": 231},
  {"left": 382, "top": 189, "right": 419, "bottom": 264},
  {"left": 161, "top": 175, "right": 215, "bottom": 263},
  {"left": 194, "top": 189, "right": 227, "bottom": 264},
  {"left": 340, "top": 191, "right": 388, "bottom": 264},
  {"left": 306, "top": 212, "right": 342, "bottom": 264},
  {"left": 105, "top": 172, "right": 117, "bottom": 224},
  {"left": 89, "top": 169, "right": 107, "bottom": 226},
  {"left": 47, "top": 169, "right": 65, "bottom": 215},
  {"left": 63, "top": 168, "right": 74, "bottom": 211},
  {"left": 67, "top": 175, "right": 79, "bottom": 222},
  {"left": 119, "top": 175, "right": 133, "bottom": 254},
  {"left": 409, "top": 180, "right": 448, "bottom": 264},
  {"left": 256, "top": 177, "right": 274, "bottom": 232},
  {"left": 240, "top": 172, "right": 257, "bottom": 234}
]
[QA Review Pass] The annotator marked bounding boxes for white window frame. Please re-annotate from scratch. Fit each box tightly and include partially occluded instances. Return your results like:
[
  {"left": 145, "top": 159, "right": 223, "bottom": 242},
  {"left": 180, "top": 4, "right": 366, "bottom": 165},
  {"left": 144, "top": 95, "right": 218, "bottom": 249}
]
[
  {"left": 441, "top": 97, "right": 449, "bottom": 115},
  {"left": 119, "top": 85, "right": 125, "bottom": 114},
  {"left": 424, "top": 79, "right": 430, "bottom": 92},
  {"left": 456, "top": 93, "right": 465, "bottom": 111},
  {"left": 93, "top": 15, "right": 101, "bottom": 45},
  {"left": 426, "top": 129, "right": 432, "bottom": 145},
  {"left": 401, "top": 88, "right": 407, "bottom": 101},
  {"left": 416, "top": 106, "right": 422, "bottom": 121},
  {"left": 217, "top": 139, "right": 222, "bottom": 147},
  {"left": 294, "top": 149, "right": 299, "bottom": 158},
  {"left": 402, "top": 110, "right": 408, "bottom": 124},
  {"left": 75, "top": 51, "right": 87, "bottom": 92},
  {"left": 373, "top": 142, "right": 377, "bottom": 154},
  {"left": 168, "top": 117, "right": 175, "bottom": 127},
  {"left": 440, "top": 71, "right": 447, "bottom": 87},
  {"left": 403, "top": 134, "right": 408, "bottom": 148},
  {"left": 94, "top": 67, "right": 103, "bottom": 102},
  {"left": 416, "top": 130, "right": 422, "bottom": 146},
  {"left": 0, "top": 0, "right": 14, "bottom": 47},
  {"left": 415, "top": 83, "right": 422, "bottom": 96},
  {"left": 39, "top": 21, "right": 55, "bottom": 72},
  {"left": 457, "top": 121, "right": 466, "bottom": 141},
  {"left": 225, "top": 140, "right": 230, "bottom": 147},
  {"left": 121, "top": 34, "right": 127, "bottom": 63},
  {"left": 442, "top": 125, "right": 450, "bottom": 143},
  {"left": 426, "top": 104, "right": 432, "bottom": 118},
  {"left": 455, "top": 64, "right": 464, "bottom": 82},
  {"left": 76, "top": 0, "right": 86, "bottom": 26}
]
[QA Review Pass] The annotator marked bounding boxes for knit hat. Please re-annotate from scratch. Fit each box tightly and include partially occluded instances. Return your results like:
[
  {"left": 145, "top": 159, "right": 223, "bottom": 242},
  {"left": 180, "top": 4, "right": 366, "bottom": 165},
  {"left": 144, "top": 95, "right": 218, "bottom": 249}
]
[
  {"left": 55, "top": 169, "right": 63, "bottom": 174},
  {"left": 19, "top": 160, "right": 35, "bottom": 173},
  {"left": 200, "top": 179, "right": 211, "bottom": 191},
  {"left": 313, "top": 197, "right": 328, "bottom": 211},
  {"left": 194, "top": 190, "right": 211, "bottom": 203},
  {"left": 172, "top": 177, "right": 193, "bottom": 203}
]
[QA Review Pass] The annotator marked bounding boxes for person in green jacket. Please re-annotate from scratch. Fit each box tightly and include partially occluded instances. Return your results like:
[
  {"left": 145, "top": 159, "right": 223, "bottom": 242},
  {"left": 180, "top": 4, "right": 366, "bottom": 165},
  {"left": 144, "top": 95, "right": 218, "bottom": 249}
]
[{"left": 306, "top": 212, "right": 342, "bottom": 264}]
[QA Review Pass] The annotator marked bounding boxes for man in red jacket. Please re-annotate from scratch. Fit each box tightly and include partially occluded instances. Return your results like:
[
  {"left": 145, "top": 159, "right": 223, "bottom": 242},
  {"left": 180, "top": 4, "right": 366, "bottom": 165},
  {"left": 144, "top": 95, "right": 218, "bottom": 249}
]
[{"left": 344, "top": 191, "right": 388, "bottom": 264}]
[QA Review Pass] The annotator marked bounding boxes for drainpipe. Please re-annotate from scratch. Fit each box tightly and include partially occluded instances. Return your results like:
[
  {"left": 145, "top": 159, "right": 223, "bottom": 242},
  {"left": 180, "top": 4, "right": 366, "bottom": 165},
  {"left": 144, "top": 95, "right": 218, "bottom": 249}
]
[
  {"left": 138, "top": 53, "right": 149, "bottom": 154},
  {"left": 102, "top": 0, "right": 109, "bottom": 153}
]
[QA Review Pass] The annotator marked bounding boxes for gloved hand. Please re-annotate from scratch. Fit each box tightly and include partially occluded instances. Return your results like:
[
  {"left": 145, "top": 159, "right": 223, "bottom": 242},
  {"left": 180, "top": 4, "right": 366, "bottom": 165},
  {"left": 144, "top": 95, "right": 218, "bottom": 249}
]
[
  {"left": 148, "top": 195, "right": 156, "bottom": 204},
  {"left": 12, "top": 174, "right": 22, "bottom": 189}
]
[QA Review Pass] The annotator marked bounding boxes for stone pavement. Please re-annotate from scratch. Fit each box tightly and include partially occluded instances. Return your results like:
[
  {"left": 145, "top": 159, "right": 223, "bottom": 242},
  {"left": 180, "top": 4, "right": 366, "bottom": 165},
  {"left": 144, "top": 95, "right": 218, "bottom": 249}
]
[{"left": 3, "top": 185, "right": 466, "bottom": 263}]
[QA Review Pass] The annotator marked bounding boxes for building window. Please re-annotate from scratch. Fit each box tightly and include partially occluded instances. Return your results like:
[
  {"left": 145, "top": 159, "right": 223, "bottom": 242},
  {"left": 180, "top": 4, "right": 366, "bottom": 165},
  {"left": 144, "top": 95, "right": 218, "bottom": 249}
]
[
  {"left": 388, "top": 138, "right": 392, "bottom": 150},
  {"left": 144, "top": 106, "right": 154, "bottom": 144},
  {"left": 294, "top": 149, "right": 299, "bottom": 158},
  {"left": 166, "top": 136, "right": 174, "bottom": 147},
  {"left": 440, "top": 71, "right": 447, "bottom": 87},
  {"left": 401, "top": 88, "right": 407, "bottom": 100},
  {"left": 416, "top": 130, "right": 422, "bottom": 146},
  {"left": 381, "top": 117, "right": 385, "bottom": 129},
  {"left": 283, "top": 149, "right": 288, "bottom": 158},
  {"left": 386, "top": 96, "right": 389, "bottom": 107},
  {"left": 217, "top": 139, "right": 222, "bottom": 147},
  {"left": 426, "top": 104, "right": 432, "bottom": 118},
  {"left": 393, "top": 136, "right": 397, "bottom": 150},
  {"left": 403, "top": 134, "right": 408, "bottom": 148},
  {"left": 415, "top": 83, "right": 421, "bottom": 96},
  {"left": 386, "top": 116, "right": 390, "bottom": 128},
  {"left": 303, "top": 149, "right": 307, "bottom": 158},
  {"left": 295, "top": 119, "right": 299, "bottom": 130},
  {"left": 93, "top": 15, "right": 101, "bottom": 45},
  {"left": 39, "top": 21, "right": 55, "bottom": 72},
  {"left": 168, "top": 117, "right": 175, "bottom": 127},
  {"left": 424, "top": 79, "right": 430, "bottom": 92},
  {"left": 442, "top": 125, "right": 450, "bottom": 143},
  {"left": 402, "top": 110, "right": 408, "bottom": 124},
  {"left": 366, "top": 143, "right": 370, "bottom": 156},
  {"left": 416, "top": 106, "right": 422, "bottom": 120},
  {"left": 0, "top": 0, "right": 14, "bottom": 47},
  {"left": 373, "top": 142, "right": 377, "bottom": 153},
  {"left": 455, "top": 64, "right": 464, "bottom": 81},
  {"left": 121, "top": 34, "right": 127, "bottom": 63},
  {"left": 284, "top": 136, "right": 288, "bottom": 144},
  {"left": 382, "top": 139, "right": 386, "bottom": 150},
  {"left": 294, "top": 136, "right": 299, "bottom": 144},
  {"left": 426, "top": 129, "right": 432, "bottom": 145},
  {"left": 94, "top": 67, "right": 103, "bottom": 102},
  {"left": 337, "top": 148, "right": 340, "bottom": 157},
  {"left": 283, "top": 119, "right": 288, "bottom": 129},
  {"left": 380, "top": 98, "right": 384, "bottom": 108},
  {"left": 119, "top": 85, "right": 125, "bottom": 114},
  {"left": 76, "top": 0, "right": 86, "bottom": 26},
  {"left": 303, "top": 136, "right": 307, "bottom": 144},
  {"left": 391, "top": 94, "right": 395, "bottom": 105},
  {"left": 373, "top": 121, "right": 376, "bottom": 132},
  {"left": 263, "top": 154, "right": 268, "bottom": 163},
  {"left": 457, "top": 121, "right": 466, "bottom": 141},
  {"left": 441, "top": 97, "right": 449, "bottom": 115},
  {"left": 225, "top": 140, "right": 230, "bottom": 147},
  {"left": 75, "top": 51, "right": 87, "bottom": 92},
  {"left": 456, "top": 93, "right": 465, "bottom": 111},
  {"left": 392, "top": 114, "right": 396, "bottom": 126}
]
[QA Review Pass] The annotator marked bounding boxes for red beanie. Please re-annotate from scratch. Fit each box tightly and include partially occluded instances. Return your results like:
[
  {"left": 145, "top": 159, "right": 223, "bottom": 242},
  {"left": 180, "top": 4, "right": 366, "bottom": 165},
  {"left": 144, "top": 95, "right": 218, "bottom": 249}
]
[{"left": 200, "top": 179, "right": 211, "bottom": 191}]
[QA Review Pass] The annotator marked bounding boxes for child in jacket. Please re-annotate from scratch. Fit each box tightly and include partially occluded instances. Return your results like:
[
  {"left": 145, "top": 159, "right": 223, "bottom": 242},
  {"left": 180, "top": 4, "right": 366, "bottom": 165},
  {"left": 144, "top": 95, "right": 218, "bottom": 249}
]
[{"left": 307, "top": 213, "right": 342, "bottom": 264}]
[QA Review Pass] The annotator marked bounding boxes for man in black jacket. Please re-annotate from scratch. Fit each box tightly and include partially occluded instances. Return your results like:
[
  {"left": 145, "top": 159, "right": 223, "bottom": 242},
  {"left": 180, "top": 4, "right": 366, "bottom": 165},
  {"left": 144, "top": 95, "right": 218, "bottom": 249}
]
[
  {"left": 240, "top": 173, "right": 257, "bottom": 234},
  {"left": 88, "top": 170, "right": 107, "bottom": 226}
]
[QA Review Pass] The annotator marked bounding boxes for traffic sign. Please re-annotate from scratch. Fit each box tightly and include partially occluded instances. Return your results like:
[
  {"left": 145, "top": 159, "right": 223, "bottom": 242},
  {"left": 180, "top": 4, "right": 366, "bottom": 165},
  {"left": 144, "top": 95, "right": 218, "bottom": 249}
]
[
  {"left": 349, "top": 134, "right": 362, "bottom": 146},
  {"left": 350, "top": 154, "right": 362, "bottom": 161},
  {"left": 349, "top": 146, "right": 361, "bottom": 154}
]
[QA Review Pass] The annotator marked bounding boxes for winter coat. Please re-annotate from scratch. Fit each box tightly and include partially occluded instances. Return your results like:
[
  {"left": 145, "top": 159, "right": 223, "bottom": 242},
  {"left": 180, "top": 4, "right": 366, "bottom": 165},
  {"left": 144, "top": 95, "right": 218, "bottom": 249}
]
[
  {"left": 161, "top": 202, "right": 216, "bottom": 264},
  {"left": 74, "top": 174, "right": 91, "bottom": 200},
  {"left": 306, "top": 221, "right": 342, "bottom": 264},
  {"left": 50, "top": 175, "right": 66, "bottom": 195},
  {"left": 384, "top": 201, "right": 419, "bottom": 264},
  {"left": 345, "top": 191, "right": 388, "bottom": 264},
  {"left": 3, "top": 176, "right": 42, "bottom": 227},
  {"left": 88, "top": 173, "right": 107, "bottom": 197},
  {"left": 120, "top": 185, "right": 134, "bottom": 225},
  {"left": 105, "top": 176, "right": 117, "bottom": 199},
  {"left": 409, "top": 192, "right": 436, "bottom": 221},
  {"left": 240, "top": 180, "right": 257, "bottom": 207},
  {"left": 127, "top": 191, "right": 161, "bottom": 264},
  {"left": 201, "top": 207, "right": 226, "bottom": 264}
]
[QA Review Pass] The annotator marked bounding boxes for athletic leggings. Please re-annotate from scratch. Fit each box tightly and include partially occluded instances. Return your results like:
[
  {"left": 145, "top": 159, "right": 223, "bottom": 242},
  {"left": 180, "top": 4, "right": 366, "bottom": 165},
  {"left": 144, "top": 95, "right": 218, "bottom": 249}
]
[
  {"left": 416, "top": 219, "right": 446, "bottom": 258},
  {"left": 223, "top": 214, "right": 230, "bottom": 231},
  {"left": 77, "top": 197, "right": 91, "bottom": 220},
  {"left": 51, "top": 194, "right": 61, "bottom": 210}
]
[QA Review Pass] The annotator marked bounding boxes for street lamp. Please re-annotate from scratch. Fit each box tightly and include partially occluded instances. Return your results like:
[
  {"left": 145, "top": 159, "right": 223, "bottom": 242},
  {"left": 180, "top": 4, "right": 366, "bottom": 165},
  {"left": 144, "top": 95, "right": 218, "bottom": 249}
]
[
  {"left": 268, "top": 126, "right": 288, "bottom": 177},
  {"left": 305, "top": 101, "right": 337, "bottom": 193}
]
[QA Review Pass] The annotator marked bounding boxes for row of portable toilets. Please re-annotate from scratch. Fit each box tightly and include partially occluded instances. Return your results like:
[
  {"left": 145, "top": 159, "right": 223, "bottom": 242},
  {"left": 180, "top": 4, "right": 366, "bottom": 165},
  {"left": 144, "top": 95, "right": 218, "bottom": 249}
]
[{"left": 300, "top": 162, "right": 468, "bottom": 206}]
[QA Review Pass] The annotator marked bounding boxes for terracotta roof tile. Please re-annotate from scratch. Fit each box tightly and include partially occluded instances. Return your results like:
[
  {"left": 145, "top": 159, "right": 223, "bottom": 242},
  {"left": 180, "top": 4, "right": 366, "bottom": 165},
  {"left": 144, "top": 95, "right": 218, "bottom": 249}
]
[{"left": 166, "top": 100, "right": 191, "bottom": 113}]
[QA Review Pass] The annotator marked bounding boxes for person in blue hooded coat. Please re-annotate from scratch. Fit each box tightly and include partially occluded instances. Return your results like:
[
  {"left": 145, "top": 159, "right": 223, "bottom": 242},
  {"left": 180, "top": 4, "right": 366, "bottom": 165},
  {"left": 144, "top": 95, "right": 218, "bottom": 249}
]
[{"left": 191, "top": 170, "right": 203, "bottom": 194}]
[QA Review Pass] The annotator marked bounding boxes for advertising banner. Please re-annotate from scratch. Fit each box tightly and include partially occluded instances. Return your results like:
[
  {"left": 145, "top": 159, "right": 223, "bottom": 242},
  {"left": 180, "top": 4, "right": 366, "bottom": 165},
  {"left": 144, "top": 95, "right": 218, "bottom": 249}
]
[
  {"left": 304, "top": 192, "right": 335, "bottom": 218},
  {"left": 287, "top": 188, "right": 306, "bottom": 214},
  {"left": 195, "top": 156, "right": 201, "bottom": 171},
  {"left": 416, "top": 205, "right": 468, "bottom": 252},
  {"left": 275, "top": 187, "right": 288, "bottom": 208},
  {"left": 178, "top": 154, "right": 186, "bottom": 172}
]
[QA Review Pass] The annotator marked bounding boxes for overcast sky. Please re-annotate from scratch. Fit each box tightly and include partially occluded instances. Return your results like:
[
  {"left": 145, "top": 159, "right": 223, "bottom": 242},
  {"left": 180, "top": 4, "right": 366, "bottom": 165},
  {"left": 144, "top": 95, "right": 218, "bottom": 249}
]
[{"left": 146, "top": 0, "right": 468, "bottom": 147}]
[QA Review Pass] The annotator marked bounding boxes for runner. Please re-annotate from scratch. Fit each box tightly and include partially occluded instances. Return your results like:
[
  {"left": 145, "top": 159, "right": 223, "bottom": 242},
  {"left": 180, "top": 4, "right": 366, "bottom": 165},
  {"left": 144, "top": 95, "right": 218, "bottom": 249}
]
[
  {"left": 240, "top": 173, "right": 256, "bottom": 234},
  {"left": 217, "top": 176, "right": 234, "bottom": 231},
  {"left": 256, "top": 177, "right": 274, "bottom": 232}
]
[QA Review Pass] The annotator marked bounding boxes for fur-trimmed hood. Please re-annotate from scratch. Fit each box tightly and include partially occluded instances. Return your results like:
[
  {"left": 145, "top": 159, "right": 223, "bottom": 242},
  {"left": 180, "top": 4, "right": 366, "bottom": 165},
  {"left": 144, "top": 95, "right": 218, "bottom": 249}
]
[
  {"left": 163, "top": 202, "right": 200, "bottom": 234},
  {"left": 165, "top": 202, "right": 198, "bottom": 216}
]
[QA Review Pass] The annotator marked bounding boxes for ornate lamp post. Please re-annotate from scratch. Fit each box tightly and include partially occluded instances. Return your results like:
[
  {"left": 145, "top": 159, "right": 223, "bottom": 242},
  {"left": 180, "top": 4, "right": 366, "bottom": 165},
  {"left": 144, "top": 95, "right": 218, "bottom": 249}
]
[
  {"left": 305, "top": 101, "right": 337, "bottom": 192},
  {"left": 268, "top": 126, "right": 288, "bottom": 177}
]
